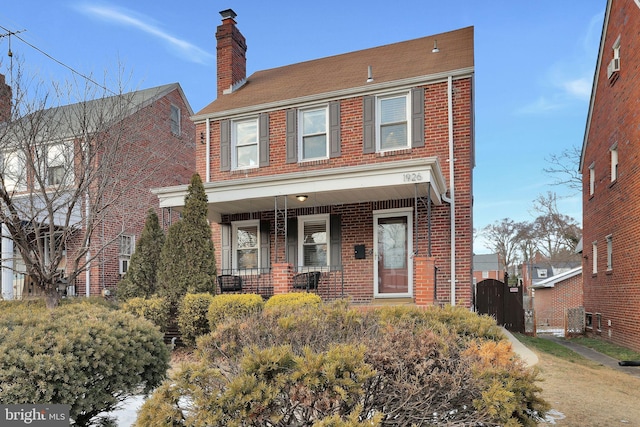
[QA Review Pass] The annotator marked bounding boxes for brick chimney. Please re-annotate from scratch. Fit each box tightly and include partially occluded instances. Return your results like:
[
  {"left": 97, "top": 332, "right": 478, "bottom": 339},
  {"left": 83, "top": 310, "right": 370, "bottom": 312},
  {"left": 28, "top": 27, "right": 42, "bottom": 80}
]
[
  {"left": 0, "top": 74, "right": 12, "bottom": 123},
  {"left": 216, "top": 9, "right": 247, "bottom": 97}
]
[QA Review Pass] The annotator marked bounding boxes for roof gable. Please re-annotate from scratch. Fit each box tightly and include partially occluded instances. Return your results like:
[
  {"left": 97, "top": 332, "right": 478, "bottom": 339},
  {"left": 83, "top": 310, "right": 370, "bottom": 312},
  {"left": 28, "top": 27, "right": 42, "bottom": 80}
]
[{"left": 196, "top": 26, "right": 473, "bottom": 119}]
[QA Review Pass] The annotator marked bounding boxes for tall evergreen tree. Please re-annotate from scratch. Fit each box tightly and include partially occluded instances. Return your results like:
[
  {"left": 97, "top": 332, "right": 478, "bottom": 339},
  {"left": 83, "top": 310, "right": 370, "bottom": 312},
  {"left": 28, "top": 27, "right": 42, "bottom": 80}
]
[
  {"left": 117, "top": 208, "right": 165, "bottom": 301},
  {"left": 157, "top": 174, "right": 217, "bottom": 304}
]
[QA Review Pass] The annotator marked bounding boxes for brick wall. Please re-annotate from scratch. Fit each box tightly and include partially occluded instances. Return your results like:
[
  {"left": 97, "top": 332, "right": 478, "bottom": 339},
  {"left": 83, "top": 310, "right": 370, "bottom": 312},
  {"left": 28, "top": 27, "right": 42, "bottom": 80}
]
[
  {"left": 582, "top": 0, "right": 640, "bottom": 351},
  {"left": 203, "top": 77, "right": 474, "bottom": 306},
  {"left": 533, "top": 272, "right": 583, "bottom": 332}
]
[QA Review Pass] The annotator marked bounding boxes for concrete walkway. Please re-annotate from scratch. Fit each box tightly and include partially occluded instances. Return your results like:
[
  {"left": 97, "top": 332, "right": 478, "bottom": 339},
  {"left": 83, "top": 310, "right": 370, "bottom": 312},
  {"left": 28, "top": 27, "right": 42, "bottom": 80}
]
[{"left": 501, "top": 327, "right": 539, "bottom": 367}]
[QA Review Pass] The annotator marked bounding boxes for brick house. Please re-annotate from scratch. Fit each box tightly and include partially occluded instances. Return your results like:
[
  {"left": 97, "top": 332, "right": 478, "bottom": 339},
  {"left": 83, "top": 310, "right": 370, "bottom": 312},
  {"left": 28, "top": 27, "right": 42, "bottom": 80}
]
[
  {"left": 473, "top": 253, "right": 505, "bottom": 284},
  {"left": 580, "top": 0, "right": 640, "bottom": 350},
  {"left": 1, "top": 79, "right": 195, "bottom": 299},
  {"left": 154, "top": 10, "right": 475, "bottom": 306},
  {"left": 532, "top": 267, "right": 582, "bottom": 335}
]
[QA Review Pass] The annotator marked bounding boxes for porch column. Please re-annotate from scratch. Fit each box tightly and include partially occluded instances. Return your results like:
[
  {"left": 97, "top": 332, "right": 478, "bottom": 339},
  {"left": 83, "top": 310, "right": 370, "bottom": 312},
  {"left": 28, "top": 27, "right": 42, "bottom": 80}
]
[
  {"left": 272, "top": 262, "right": 294, "bottom": 295},
  {"left": 414, "top": 255, "right": 435, "bottom": 307},
  {"left": 1, "top": 223, "right": 14, "bottom": 300}
]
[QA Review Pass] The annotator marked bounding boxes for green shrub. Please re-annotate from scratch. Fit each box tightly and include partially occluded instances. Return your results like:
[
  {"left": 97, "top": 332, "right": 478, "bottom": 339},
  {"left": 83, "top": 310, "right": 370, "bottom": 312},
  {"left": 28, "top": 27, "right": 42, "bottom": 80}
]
[
  {"left": 177, "top": 293, "right": 216, "bottom": 346},
  {"left": 121, "top": 296, "right": 171, "bottom": 332},
  {"left": 207, "top": 293, "right": 264, "bottom": 331},
  {"left": 263, "top": 291, "right": 322, "bottom": 313},
  {"left": 0, "top": 302, "right": 169, "bottom": 427}
]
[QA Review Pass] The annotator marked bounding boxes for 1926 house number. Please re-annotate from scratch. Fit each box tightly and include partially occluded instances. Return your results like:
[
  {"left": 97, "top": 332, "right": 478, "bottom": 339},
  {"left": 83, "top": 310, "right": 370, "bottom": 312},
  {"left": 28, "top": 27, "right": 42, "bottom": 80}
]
[{"left": 403, "top": 173, "right": 423, "bottom": 182}]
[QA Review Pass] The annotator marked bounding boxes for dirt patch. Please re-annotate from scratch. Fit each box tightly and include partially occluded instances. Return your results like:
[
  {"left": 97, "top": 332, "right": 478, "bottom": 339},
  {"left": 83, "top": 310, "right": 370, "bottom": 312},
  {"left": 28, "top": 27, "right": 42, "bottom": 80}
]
[{"left": 535, "top": 350, "right": 640, "bottom": 426}]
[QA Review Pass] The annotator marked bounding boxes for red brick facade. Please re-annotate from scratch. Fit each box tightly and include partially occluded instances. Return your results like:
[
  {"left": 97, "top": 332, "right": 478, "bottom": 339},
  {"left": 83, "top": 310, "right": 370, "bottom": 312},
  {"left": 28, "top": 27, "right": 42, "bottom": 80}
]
[
  {"left": 581, "top": 0, "right": 640, "bottom": 350},
  {"left": 533, "top": 269, "right": 583, "bottom": 333}
]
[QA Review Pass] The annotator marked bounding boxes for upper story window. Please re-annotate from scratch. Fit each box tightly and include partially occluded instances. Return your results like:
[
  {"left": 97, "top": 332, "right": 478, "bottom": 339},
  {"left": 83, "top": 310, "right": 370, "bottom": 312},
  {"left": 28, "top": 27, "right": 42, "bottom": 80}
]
[
  {"left": 2, "top": 150, "right": 26, "bottom": 192},
  {"left": 298, "top": 214, "right": 329, "bottom": 268},
  {"left": 233, "top": 220, "right": 259, "bottom": 269},
  {"left": 170, "top": 104, "right": 181, "bottom": 136},
  {"left": 378, "top": 93, "right": 411, "bottom": 151},
  {"left": 589, "top": 162, "right": 595, "bottom": 196},
  {"left": 606, "top": 234, "right": 613, "bottom": 271},
  {"left": 119, "top": 234, "right": 135, "bottom": 275},
  {"left": 607, "top": 36, "right": 621, "bottom": 81},
  {"left": 592, "top": 241, "right": 598, "bottom": 274},
  {"left": 46, "top": 143, "right": 73, "bottom": 187},
  {"left": 610, "top": 144, "right": 618, "bottom": 182},
  {"left": 232, "top": 118, "right": 259, "bottom": 169},
  {"left": 299, "top": 107, "right": 328, "bottom": 160}
]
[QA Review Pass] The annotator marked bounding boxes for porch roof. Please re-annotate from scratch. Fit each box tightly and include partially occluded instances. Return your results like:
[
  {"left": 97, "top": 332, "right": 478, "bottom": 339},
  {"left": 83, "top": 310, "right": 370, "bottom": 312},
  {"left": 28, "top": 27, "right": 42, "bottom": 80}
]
[{"left": 152, "top": 158, "right": 447, "bottom": 223}]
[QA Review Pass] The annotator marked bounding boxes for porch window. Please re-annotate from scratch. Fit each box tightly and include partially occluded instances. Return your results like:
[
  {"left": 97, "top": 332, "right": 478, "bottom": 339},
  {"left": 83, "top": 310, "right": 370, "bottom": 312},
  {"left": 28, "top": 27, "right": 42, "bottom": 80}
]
[
  {"left": 232, "top": 118, "right": 259, "bottom": 169},
  {"left": 299, "top": 107, "right": 328, "bottom": 160},
  {"left": 233, "top": 221, "right": 259, "bottom": 269},
  {"left": 119, "top": 234, "right": 135, "bottom": 275},
  {"left": 378, "top": 93, "right": 410, "bottom": 151},
  {"left": 298, "top": 215, "right": 329, "bottom": 268}
]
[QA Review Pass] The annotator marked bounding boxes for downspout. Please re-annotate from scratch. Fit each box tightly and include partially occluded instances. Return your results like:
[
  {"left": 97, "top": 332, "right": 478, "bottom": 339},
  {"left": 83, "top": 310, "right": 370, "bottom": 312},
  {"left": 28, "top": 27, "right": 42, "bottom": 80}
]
[
  {"left": 205, "top": 118, "right": 211, "bottom": 183},
  {"left": 441, "top": 75, "right": 456, "bottom": 306},
  {"left": 85, "top": 192, "right": 90, "bottom": 297}
]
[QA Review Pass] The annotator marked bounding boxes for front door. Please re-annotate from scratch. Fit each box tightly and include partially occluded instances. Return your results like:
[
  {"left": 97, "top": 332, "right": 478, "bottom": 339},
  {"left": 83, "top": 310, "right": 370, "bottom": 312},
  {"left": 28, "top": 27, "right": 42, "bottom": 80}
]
[{"left": 374, "top": 210, "right": 412, "bottom": 297}]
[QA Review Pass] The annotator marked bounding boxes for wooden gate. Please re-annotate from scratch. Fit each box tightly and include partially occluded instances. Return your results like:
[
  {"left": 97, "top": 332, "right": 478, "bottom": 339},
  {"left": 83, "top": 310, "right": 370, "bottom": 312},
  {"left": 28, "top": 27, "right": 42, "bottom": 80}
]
[{"left": 476, "top": 275, "right": 524, "bottom": 333}]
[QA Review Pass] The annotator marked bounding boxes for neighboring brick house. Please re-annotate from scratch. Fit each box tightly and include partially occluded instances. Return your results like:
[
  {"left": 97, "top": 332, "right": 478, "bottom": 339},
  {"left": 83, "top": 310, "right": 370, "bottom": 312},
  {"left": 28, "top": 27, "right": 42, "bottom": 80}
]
[
  {"left": 154, "top": 10, "right": 475, "bottom": 306},
  {"left": 1, "top": 80, "right": 195, "bottom": 299},
  {"left": 473, "top": 254, "right": 504, "bottom": 284},
  {"left": 532, "top": 267, "right": 582, "bottom": 335},
  {"left": 580, "top": 0, "right": 640, "bottom": 350}
]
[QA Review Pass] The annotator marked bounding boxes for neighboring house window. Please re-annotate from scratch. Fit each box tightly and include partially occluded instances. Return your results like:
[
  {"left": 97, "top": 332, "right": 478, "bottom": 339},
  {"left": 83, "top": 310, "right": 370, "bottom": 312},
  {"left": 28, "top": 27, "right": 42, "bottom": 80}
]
[
  {"left": 592, "top": 241, "right": 598, "bottom": 274},
  {"left": 170, "top": 104, "right": 181, "bottom": 136},
  {"left": 377, "top": 93, "right": 410, "bottom": 151},
  {"left": 119, "top": 234, "right": 135, "bottom": 275},
  {"left": 47, "top": 143, "right": 73, "bottom": 186},
  {"left": 298, "top": 214, "right": 329, "bottom": 268},
  {"left": 596, "top": 313, "right": 602, "bottom": 332},
  {"left": 585, "top": 312, "right": 593, "bottom": 330},
  {"left": 606, "top": 234, "right": 613, "bottom": 271},
  {"left": 610, "top": 144, "right": 618, "bottom": 182},
  {"left": 482, "top": 270, "right": 489, "bottom": 279},
  {"left": 537, "top": 268, "right": 547, "bottom": 279},
  {"left": 232, "top": 118, "right": 259, "bottom": 169},
  {"left": 589, "top": 162, "right": 595, "bottom": 196},
  {"left": 233, "top": 220, "right": 259, "bottom": 269},
  {"left": 299, "top": 107, "right": 328, "bottom": 160},
  {"left": 2, "top": 151, "right": 26, "bottom": 192},
  {"left": 607, "top": 36, "right": 620, "bottom": 80}
]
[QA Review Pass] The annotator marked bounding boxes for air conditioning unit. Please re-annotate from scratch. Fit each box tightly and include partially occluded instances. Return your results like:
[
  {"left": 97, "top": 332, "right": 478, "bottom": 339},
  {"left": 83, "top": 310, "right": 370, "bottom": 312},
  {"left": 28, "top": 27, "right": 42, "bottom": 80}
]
[{"left": 607, "top": 57, "right": 620, "bottom": 79}]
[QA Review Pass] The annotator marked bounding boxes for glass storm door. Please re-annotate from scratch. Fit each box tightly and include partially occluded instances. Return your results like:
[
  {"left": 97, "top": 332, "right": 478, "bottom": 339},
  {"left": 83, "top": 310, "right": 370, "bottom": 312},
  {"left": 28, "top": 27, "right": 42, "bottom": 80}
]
[{"left": 374, "top": 211, "right": 412, "bottom": 296}]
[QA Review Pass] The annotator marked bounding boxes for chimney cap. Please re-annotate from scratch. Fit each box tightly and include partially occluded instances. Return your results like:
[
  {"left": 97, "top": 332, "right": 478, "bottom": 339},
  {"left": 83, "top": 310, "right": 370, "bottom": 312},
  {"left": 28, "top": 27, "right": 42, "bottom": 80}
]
[{"left": 219, "top": 9, "right": 237, "bottom": 20}]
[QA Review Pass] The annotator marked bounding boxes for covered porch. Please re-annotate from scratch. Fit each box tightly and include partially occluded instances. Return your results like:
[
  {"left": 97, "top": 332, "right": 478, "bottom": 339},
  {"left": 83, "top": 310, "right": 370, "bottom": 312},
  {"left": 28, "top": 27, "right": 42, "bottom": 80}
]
[{"left": 153, "top": 158, "right": 447, "bottom": 306}]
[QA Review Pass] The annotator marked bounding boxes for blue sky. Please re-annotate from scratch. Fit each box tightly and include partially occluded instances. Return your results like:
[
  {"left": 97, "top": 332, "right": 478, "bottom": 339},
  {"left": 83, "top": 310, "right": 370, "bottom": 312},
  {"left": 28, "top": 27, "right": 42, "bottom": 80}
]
[{"left": 0, "top": 1, "right": 605, "bottom": 254}]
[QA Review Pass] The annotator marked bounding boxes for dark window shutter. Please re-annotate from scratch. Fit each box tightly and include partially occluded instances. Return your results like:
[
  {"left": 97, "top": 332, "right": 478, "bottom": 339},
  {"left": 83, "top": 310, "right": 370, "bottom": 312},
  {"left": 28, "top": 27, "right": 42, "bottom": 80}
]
[
  {"left": 411, "top": 87, "right": 425, "bottom": 148},
  {"left": 221, "top": 223, "right": 231, "bottom": 271},
  {"left": 329, "top": 101, "right": 341, "bottom": 158},
  {"left": 286, "top": 109, "right": 298, "bottom": 163},
  {"left": 259, "top": 113, "right": 270, "bottom": 166},
  {"left": 330, "top": 214, "right": 342, "bottom": 271},
  {"left": 220, "top": 120, "right": 231, "bottom": 171},
  {"left": 363, "top": 96, "right": 375, "bottom": 154},
  {"left": 260, "top": 220, "right": 270, "bottom": 269},
  {"left": 287, "top": 217, "right": 298, "bottom": 267}
]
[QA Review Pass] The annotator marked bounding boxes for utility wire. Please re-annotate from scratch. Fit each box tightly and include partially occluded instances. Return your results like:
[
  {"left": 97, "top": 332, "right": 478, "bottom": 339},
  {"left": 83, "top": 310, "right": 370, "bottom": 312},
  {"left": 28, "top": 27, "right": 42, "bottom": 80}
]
[{"left": 0, "top": 24, "right": 116, "bottom": 95}]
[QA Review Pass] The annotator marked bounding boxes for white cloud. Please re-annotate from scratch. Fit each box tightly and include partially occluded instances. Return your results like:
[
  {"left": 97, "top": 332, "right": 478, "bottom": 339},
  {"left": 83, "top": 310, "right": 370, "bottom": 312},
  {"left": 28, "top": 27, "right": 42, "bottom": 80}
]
[
  {"left": 76, "top": 3, "right": 213, "bottom": 65},
  {"left": 562, "top": 77, "right": 592, "bottom": 100}
]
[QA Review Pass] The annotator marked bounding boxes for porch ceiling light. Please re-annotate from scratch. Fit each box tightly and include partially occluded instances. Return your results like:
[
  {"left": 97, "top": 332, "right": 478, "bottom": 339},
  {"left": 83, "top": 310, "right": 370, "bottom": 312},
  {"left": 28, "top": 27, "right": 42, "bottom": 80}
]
[{"left": 296, "top": 195, "right": 308, "bottom": 202}]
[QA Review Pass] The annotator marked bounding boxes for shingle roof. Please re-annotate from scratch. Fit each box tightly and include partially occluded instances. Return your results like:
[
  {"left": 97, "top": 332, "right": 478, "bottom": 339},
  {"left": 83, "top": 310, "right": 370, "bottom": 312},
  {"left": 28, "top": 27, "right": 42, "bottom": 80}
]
[{"left": 196, "top": 26, "right": 473, "bottom": 118}]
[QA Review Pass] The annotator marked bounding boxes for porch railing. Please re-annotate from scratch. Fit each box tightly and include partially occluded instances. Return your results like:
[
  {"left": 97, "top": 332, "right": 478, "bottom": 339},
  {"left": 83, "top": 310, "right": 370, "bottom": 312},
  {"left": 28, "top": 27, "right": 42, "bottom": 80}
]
[{"left": 217, "top": 268, "right": 273, "bottom": 298}]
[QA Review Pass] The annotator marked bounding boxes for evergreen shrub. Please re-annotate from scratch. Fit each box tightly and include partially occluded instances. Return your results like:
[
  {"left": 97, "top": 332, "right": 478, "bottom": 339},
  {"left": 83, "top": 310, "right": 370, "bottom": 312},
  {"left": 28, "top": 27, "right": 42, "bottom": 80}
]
[
  {"left": 207, "top": 293, "right": 264, "bottom": 332},
  {"left": 121, "top": 296, "right": 171, "bottom": 332},
  {"left": 177, "top": 292, "right": 216, "bottom": 346}
]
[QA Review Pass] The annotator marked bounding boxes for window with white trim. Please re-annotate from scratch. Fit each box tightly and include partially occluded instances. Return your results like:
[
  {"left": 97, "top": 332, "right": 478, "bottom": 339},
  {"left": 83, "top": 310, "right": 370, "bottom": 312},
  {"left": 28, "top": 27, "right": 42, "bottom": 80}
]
[
  {"left": 589, "top": 162, "right": 595, "bottom": 196},
  {"left": 119, "top": 234, "right": 135, "bottom": 275},
  {"left": 233, "top": 220, "right": 259, "bottom": 269},
  {"left": 232, "top": 117, "right": 259, "bottom": 169},
  {"left": 610, "top": 144, "right": 618, "bottom": 182},
  {"left": 170, "top": 104, "right": 181, "bottom": 136},
  {"left": 299, "top": 106, "right": 328, "bottom": 160},
  {"left": 298, "top": 214, "right": 329, "bottom": 268},
  {"left": 606, "top": 234, "right": 613, "bottom": 271},
  {"left": 607, "top": 36, "right": 621, "bottom": 80},
  {"left": 377, "top": 92, "right": 410, "bottom": 151},
  {"left": 592, "top": 241, "right": 598, "bottom": 274},
  {"left": 2, "top": 150, "right": 26, "bottom": 192},
  {"left": 596, "top": 313, "right": 602, "bottom": 331},
  {"left": 46, "top": 143, "right": 73, "bottom": 186}
]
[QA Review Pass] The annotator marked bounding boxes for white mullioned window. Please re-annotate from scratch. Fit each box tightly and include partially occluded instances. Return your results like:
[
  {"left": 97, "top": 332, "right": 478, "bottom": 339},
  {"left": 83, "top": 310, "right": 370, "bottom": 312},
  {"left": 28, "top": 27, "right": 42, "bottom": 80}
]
[
  {"left": 299, "top": 106, "right": 328, "bottom": 160},
  {"left": 119, "top": 234, "right": 135, "bottom": 275},
  {"left": 232, "top": 117, "right": 259, "bottom": 169},
  {"left": 377, "top": 92, "right": 411, "bottom": 151},
  {"left": 298, "top": 214, "right": 329, "bottom": 268},
  {"left": 46, "top": 142, "right": 74, "bottom": 187},
  {"left": 233, "top": 220, "right": 259, "bottom": 270}
]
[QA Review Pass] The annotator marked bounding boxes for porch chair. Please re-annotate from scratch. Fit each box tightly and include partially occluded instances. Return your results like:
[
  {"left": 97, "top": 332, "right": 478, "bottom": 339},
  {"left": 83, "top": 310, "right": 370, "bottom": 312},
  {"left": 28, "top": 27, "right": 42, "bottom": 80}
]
[
  {"left": 217, "top": 274, "right": 243, "bottom": 293},
  {"left": 292, "top": 271, "right": 321, "bottom": 292}
]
